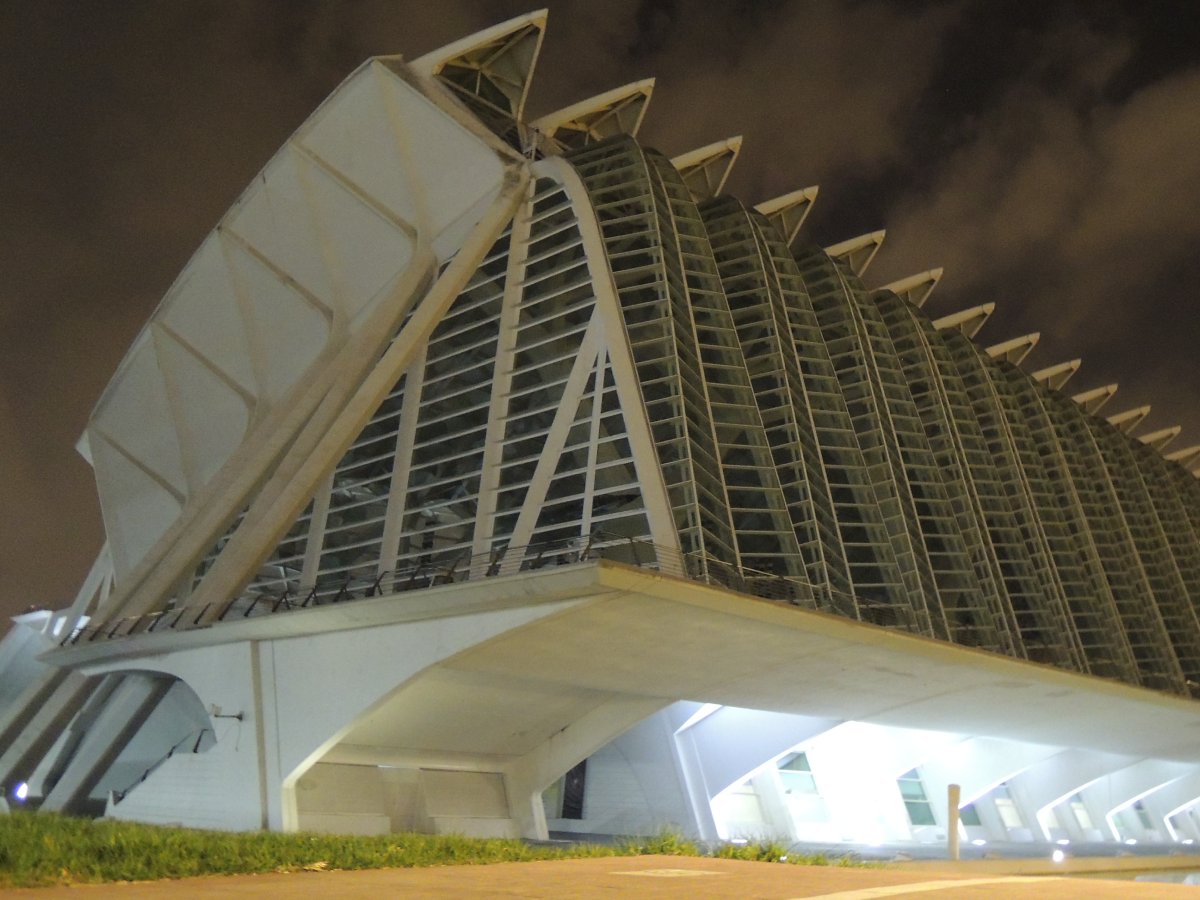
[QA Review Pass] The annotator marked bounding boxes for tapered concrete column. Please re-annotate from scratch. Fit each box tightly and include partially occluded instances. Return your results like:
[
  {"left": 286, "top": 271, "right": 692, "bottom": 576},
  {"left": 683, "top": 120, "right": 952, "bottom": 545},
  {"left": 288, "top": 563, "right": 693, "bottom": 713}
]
[
  {"left": 42, "top": 674, "right": 172, "bottom": 812},
  {"left": 504, "top": 696, "right": 667, "bottom": 839},
  {"left": 1142, "top": 773, "right": 1200, "bottom": 841},
  {"left": 0, "top": 670, "right": 96, "bottom": 798},
  {"left": 1079, "top": 760, "right": 1195, "bottom": 842}
]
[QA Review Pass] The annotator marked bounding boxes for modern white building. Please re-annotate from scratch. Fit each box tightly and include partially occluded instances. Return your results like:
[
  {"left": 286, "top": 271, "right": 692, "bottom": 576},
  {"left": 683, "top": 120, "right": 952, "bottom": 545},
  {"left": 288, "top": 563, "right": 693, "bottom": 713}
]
[{"left": 5, "top": 11, "right": 1200, "bottom": 848}]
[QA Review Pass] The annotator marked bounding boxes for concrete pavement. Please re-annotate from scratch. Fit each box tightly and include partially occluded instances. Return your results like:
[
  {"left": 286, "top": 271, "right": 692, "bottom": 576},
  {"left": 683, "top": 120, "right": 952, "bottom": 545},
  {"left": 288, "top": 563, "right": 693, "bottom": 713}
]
[{"left": 4, "top": 854, "right": 1200, "bottom": 898}]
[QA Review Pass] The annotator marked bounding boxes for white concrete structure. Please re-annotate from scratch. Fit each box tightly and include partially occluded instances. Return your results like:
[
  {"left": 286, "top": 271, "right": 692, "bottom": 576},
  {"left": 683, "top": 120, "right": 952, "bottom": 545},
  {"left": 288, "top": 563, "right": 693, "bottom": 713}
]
[{"left": 5, "top": 12, "right": 1200, "bottom": 849}]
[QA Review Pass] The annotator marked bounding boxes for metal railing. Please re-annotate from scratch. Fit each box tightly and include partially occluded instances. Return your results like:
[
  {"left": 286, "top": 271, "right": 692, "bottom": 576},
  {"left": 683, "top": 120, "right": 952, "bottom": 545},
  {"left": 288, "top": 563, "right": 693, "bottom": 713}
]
[{"left": 61, "top": 533, "right": 925, "bottom": 646}]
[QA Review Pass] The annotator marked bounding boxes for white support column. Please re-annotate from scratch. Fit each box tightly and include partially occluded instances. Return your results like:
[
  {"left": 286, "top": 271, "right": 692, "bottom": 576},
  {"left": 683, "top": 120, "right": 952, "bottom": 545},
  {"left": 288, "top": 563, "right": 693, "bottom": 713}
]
[
  {"left": 41, "top": 674, "right": 173, "bottom": 812},
  {"left": 917, "top": 737, "right": 1063, "bottom": 842},
  {"left": 1079, "top": 760, "right": 1196, "bottom": 842},
  {"left": 1143, "top": 773, "right": 1200, "bottom": 842},
  {"left": 997, "top": 748, "right": 1133, "bottom": 842},
  {"left": 377, "top": 349, "right": 427, "bottom": 577},
  {"left": 499, "top": 320, "right": 602, "bottom": 568},
  {"left": 545, "top": 155, "right": 681, "bottom": 556},
  {"left": 0, "top": 670, "right": 96, "bottom": 799},
  {"left": 300, "top": 471, "right": 335, "bottom": 587},
  {"left": 503, "top": 696, "right": 667, "bottom": 839}
]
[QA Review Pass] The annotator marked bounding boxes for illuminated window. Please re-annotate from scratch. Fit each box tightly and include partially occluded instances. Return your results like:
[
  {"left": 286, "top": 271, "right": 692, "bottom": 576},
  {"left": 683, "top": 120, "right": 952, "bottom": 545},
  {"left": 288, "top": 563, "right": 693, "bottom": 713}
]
[
  {"left": 898, "top": 769, "right": 936, "bottom": 826},
  {"left": 778, "top": 752, "right": 819, "bottom": 795},
  {"left": 1069, "top": 794, "right": 1093, "bottom": 830},
  {"left": 993, "top": 783, "right": 1024, "bottom": 829},
  {"left": 1133, "top": 800, "right": 1154, "bottom": 830}
]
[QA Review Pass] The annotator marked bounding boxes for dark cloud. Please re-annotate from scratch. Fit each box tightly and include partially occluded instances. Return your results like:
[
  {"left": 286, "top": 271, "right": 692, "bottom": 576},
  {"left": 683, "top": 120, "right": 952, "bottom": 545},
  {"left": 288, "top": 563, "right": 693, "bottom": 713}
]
[
  {"left": 1, "top": 0, "right": 1197, "bottom": 622},
  {"left": 873, "top": 19, "right": 1200, "bottom": 440}
]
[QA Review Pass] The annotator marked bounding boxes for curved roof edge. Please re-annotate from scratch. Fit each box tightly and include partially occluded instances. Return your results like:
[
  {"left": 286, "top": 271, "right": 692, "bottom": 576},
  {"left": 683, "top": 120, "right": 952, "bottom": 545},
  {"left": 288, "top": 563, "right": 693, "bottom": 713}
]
[
  {"left": 1139, "top": 425, "right": 1181, "bottom": 451},
  {"left": 1107, "top": 404, "right": 1152, "bottom": 434},
  {"left": 878, "top": 268, "right": 943, "bottom": 308},
  {"left": 825, "top": 230, "right": 886, "bottom": 278},
  {"left": 1072, "top": 383, "right": 1118, "bottom": 414},
  {"left": 411, "top": 9, "right": 549, "bottom": 129},
  {"left": 933, "top": 302, "right": 995, "bottom": 339},
  {"left": 531, "top": 78, "right": 655, "bottom": 151},
  {"left": 754, "top": 186, "right": 819, "bottom": 246},
  {"left": 1165, "top": 444, "right": 1200, "bottom": 467},
  {"left": 671, "top": 136, "right": 743, "bottom": 201},
  {"left": 1031, "top": 359, "right": 1081, "bottom": 390},
  {"left": 986, "top": 332, "right": 1039, "bottom": 365}
]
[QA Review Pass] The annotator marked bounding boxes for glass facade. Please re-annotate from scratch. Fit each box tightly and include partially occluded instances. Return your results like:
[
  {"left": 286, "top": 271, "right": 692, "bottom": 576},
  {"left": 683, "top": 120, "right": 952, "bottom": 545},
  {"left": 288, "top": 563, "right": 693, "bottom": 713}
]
[{"left": 75, "top": 46, "right": 1200, "bottom": 707}]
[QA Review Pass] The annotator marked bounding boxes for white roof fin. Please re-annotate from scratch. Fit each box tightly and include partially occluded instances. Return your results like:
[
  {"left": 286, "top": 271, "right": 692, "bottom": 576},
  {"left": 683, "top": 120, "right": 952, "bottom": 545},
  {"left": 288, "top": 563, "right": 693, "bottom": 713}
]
[
  {"left": 671, "top": 136, "right": 743, "bottom": 201},
  {"left": 933, "top": 302, "right": 995, "bottom": 339},
  {"left": 879, "top": 268, "right": 943, "bottom": 308},
  {"left": 1165, "top": 444, "right": 1200, "bottom": 467},
  {"left": 1072, "top": 383, "right": 1118, "bottom": 414},
  {"left": 986, "top": 333, "right": 1039, "bottom": 366},
  {"left": 1107, "top": 404, "right": 1151, "bottom": 434},
  {"left": 825, "top": 230, "right": 886, "bottom": 277},
  {"left": 753, "top": 186, "right": 819, "bottom": 246},
  {"left": 1139, "top": 425, "right": 1181, "bottom": 451},
  {"left": 412, "top": 9, "right": 548, "bottom": 127},
  {"left": 1031, "top": 359, "right": 1081, "bottom": 390},
  {"left": 531, "top": 78, "right": 655, "bottom": 151}
]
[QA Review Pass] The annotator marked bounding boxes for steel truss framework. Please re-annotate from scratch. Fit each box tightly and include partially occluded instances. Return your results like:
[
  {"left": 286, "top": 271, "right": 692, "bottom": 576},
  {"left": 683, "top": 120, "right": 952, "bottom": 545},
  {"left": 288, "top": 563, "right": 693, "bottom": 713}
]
[
  {"left": 45, "top": 13, "right": 1200, "bottom": 702},
  {"left": 3, "top": 10, "right": 1200, "bottom": 840}
]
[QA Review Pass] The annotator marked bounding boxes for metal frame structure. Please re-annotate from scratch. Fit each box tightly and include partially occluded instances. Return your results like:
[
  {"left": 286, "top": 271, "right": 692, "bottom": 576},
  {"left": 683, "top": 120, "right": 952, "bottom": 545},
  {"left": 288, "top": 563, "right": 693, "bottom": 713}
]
[{"left": 5, "top": 10, "right": 1200, "bottom": 842}]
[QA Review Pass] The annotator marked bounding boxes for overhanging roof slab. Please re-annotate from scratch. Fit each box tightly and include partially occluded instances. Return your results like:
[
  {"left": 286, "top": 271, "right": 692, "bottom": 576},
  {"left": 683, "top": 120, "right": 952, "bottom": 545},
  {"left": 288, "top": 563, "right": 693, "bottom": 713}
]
[{"left": 56, "top": 561, "right": 1200, "bottom": 766}]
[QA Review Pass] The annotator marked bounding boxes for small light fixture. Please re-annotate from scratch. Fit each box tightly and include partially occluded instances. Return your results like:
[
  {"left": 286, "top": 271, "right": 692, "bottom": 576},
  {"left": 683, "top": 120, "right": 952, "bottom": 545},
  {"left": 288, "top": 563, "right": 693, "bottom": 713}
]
[
  {"left": 13, "top": 782, "right": 29, "bottom": 802},
  {"left": 1183, "top": 839, "right": 1195, "bottom": 845},
  {"left": 1056, "top": 839, "right": 1070, "bottom": 846},
  {"left": 1052, "top": 849, "right": 1065, "bottom": 863},
  {"left": 971, "top": 839, "right": 987, "bottom": 846},
  {"left": 1124, "top": 838, "right": 1138, "bottom": 845},
  {"left": 730, "top": 838, "right": 748, "bottom": 845}
]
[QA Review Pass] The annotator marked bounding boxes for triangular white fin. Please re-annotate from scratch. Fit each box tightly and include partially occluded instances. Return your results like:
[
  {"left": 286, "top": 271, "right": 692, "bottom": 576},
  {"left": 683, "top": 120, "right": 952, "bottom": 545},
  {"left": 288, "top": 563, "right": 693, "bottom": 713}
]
[{"left": 825, "top": 230, "right": 886, "bottom": 277}]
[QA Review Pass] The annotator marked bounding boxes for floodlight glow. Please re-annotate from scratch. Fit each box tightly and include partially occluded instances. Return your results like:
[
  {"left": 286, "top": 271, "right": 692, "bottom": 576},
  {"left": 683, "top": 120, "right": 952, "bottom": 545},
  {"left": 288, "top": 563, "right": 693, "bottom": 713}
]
[
  {"left": 1052, "top": 849, "right": 1065, "bottom": 863},
  {"left": 13, "top": 782, "right": 28, "bottom": 802}
]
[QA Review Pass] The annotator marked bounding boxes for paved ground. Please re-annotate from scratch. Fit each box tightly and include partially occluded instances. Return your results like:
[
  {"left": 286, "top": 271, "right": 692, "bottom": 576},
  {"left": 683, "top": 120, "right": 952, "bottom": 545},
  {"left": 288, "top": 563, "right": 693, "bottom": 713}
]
[{"left": 4, "top": 855, "right": 1199, "bottom": 898}]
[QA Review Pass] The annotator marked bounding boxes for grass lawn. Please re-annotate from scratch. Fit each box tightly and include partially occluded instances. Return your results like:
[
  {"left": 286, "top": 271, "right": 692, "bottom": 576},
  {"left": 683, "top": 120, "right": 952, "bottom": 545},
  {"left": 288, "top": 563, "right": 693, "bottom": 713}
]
[{"left": 0, "top": 811, "right": 860, "bottom": 888}]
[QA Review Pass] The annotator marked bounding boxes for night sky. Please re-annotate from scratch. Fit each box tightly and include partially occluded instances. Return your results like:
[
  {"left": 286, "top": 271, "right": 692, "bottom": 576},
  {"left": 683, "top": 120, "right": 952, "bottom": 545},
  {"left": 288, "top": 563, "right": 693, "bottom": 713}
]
[{"left": 3, "top": 0, "right": 1199, "bottom": 624}]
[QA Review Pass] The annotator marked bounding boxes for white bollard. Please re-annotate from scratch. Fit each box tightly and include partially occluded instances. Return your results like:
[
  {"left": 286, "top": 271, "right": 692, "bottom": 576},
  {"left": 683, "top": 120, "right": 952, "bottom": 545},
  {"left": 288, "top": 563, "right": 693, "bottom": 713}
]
[{"left": 948, "top": 783, "right": 961, "bottom": 861}]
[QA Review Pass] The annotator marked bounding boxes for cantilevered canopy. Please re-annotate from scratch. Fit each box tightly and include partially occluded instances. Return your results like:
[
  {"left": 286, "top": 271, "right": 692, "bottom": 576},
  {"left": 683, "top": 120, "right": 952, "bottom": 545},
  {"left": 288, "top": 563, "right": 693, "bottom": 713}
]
[
  {"left": 933, "top": 303, "right": 995, "bottom": 339},
  {"left": 532, "top": 79, "right": 654, "bottom": 151},
  {"left": 411, "top": 9, "right": 547, "bottom": 140},
  {"left": 1107, "top": 405, "right": 1152, "bottom": 434},
  {"left": 879, "top": 269, "right": 943, "bottom": 308},
  {"left": 1031, "top": 359, "right": 1081, "bottom": 390},
  {"left": 754, "top": 186, "right": 818, "bottom": 247},
  {"left": 1072, "top": 383, "right": 1118, "bottom": 414},
  {"left": 825, "top": 230, "right": 886, "bottom": 277},
  {"left": 986, "top": 333, "right": 1039, "bottom": 366},
  {"left": 1139, "top": 426, "right": 1181, "bottom": 451},
  {"left": 671, "top": 136, "right": 742, "bottom": 201}
]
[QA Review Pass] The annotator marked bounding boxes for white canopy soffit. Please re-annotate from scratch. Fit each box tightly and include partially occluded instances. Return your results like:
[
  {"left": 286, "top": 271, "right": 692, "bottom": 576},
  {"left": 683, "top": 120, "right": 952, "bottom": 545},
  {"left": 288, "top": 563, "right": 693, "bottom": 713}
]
[{"left": 86, "top": 55, "right": 518, "bottom": 583}]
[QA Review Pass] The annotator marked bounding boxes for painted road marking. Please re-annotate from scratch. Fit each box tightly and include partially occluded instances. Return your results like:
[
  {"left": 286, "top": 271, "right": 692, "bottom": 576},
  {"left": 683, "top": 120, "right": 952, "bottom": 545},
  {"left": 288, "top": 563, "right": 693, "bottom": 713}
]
[{"left": 796, "top": 875, "right": 1060, "bottom": 898}]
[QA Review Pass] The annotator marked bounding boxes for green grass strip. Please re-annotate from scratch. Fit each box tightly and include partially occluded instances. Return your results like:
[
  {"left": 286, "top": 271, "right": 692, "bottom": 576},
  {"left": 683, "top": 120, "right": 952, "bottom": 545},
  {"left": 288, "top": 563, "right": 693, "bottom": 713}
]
[{"left": 0, "top": 812, "right": 862, "bottom": 888}]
